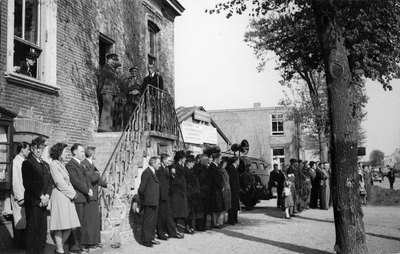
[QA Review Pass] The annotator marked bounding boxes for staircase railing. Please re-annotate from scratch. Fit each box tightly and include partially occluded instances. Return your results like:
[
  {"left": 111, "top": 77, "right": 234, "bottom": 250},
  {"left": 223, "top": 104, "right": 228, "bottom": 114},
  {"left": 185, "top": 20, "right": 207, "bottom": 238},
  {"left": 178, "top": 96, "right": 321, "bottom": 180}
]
[{"left": 98, "top": 85, "right": 185, "bottom": 231}]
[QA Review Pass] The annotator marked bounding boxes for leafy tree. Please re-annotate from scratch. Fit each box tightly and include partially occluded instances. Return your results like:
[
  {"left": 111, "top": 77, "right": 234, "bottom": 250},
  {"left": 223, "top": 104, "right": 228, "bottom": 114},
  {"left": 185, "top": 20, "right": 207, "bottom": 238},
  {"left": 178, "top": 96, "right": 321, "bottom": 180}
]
[
  {"left": 207, "top": 1, "right": 400, "bottom": 253},
  {"left": 369, "top": 149, "right": 385, "bottom": 167}
]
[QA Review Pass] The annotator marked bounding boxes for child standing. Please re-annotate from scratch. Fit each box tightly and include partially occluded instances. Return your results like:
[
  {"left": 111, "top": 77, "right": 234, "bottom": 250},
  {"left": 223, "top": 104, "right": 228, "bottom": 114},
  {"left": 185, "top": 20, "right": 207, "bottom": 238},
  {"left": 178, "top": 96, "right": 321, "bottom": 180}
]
[{"left": 283, "top": 181, "right": 294, "bottom": 219}]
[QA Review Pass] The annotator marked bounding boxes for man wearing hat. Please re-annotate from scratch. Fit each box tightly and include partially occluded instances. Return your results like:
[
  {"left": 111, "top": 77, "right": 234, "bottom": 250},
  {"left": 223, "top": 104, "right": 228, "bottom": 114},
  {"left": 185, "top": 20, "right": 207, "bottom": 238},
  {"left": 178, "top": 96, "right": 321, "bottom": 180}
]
[
  {"left": 124, "top": 67, "right": 142, "bottom": 125},
  {"left": 14, "top": 51, "right": 39, "bottom": 77},
  {"left": 98, "top": 53, "right": 120, "bottom": 132},
  {"left": 22, "top": 137, "right": 52, "bottom": 254}
]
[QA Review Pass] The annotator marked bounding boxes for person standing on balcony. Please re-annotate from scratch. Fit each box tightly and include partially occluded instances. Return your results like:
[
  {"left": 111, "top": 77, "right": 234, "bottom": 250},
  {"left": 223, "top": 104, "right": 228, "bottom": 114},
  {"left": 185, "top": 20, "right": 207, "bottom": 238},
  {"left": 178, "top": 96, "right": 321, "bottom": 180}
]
[
  {"left": 66, "top": 144, "right": 93, "bottom": 254},
  {"left": 81, "top": 147, "right": 113, "bottom": 250},
  {"left": 138, "top": 156, "right": 161, "bottom": 248},
  {"left": 11, "top": 142, "right": 30, "bottom": 248},
  {"left": 124, "top": 67, "right": 142, "bottom": 125},
  {"left": 22, "top": 137, "right": 52, "bottom": 254},
  {"left": 98, "top": 53, "right": 120, "bottom": 132},
  {"left": 141, "top": 63, "right": 164, "bottom": 94}
]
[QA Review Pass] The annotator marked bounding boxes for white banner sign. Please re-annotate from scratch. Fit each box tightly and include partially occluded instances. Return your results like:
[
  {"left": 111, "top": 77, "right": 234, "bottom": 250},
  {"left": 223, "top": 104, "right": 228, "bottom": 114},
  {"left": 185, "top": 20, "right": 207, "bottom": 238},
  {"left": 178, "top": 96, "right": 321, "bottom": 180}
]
[{"left": 181, "top": 122, "right": 217, "bottom": 145}]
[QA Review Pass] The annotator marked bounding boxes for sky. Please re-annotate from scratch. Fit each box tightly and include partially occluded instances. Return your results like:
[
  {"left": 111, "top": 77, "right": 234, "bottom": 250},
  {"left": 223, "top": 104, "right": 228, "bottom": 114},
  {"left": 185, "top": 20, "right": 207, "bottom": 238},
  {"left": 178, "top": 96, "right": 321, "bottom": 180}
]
[{"left": 174, "top": 0, "right": 400, "bottom": 157}]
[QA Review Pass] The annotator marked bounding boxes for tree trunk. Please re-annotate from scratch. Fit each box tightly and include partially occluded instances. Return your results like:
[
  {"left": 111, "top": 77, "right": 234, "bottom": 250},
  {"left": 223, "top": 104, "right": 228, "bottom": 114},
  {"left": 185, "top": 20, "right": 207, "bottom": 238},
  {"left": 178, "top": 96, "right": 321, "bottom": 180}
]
[
  {"left": 319, "top": 131, "right": 329, "bottom": 162},
  {"left": 312, "top": 1, "right": 368, "bottom": 254}
]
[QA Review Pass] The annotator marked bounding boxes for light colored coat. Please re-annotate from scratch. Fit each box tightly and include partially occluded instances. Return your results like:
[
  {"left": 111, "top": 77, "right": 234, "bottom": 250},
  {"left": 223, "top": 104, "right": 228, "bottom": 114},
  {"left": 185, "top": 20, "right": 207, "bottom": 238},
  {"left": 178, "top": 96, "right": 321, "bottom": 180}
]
[
  {"left": 49, "top": 160, "right": 80, "bottom": 230},
  {"left": 11, "top": 155, "right": 26, "bottom": 229}
]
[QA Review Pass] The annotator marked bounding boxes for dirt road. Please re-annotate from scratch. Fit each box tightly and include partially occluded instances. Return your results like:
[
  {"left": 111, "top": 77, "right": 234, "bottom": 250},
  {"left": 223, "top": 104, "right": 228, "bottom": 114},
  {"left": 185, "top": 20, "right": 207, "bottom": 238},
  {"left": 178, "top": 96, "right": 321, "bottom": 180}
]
[{"left": 102, "top": 200, "right": 400, "bottom": 254}]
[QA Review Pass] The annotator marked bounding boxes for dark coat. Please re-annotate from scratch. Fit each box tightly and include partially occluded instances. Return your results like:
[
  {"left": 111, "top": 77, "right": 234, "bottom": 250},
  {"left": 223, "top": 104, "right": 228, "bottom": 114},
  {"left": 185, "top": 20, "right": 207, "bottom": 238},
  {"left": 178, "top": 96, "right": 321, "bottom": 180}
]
[
  {"left": 155, "top": 164, "right": 170, "bottom": 202},
  {"left": 138, "top": 167, "right": 160, "bottom": 206},
  {"left": 183, "top": 166, "right": 203, "bottom": 219},
  {"left": 169, "top": 163, "right": 188, "bottom": 218},
  {"left": 193, "top": 163, "right": 211, "bottom": 214},
  {"left": 269, "top": 169, "right": 285, "bottom": 189},
  {"left": 141, "top": 74, "right": 164, "bottom": 94},
  {"left": 98, "top": 63, "right": 118, "bottom": 96},
  {"left": 66, "top": 158, "right": 92, "bottom": 203},
  {"left": 22, "top": 155, "right": 53, "bottom": 207},
  {"left": 209, "top": 162, "right": 224, "bottom": 213},
  {"left": 226, "top": 164, "right": 240, "bottom": 210},
  {"left": 81, "top": 159, "right": 107, "bottom": 201}
]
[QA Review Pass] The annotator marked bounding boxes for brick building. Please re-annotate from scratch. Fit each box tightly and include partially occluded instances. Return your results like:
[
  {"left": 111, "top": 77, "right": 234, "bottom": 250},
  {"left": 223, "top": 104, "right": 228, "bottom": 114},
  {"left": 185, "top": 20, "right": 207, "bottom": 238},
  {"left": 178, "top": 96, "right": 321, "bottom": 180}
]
[
  {"left": 210, "top": 105, "right": 305, "bottom": 168},
  {"left": 0, "top": 0, "right": 184, "bottom": 246}
]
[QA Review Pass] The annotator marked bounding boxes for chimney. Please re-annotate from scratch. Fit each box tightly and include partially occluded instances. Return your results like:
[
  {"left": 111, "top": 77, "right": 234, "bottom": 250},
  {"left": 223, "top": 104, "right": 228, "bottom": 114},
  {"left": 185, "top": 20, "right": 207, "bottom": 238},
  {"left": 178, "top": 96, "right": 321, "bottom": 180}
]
[{"left": 253, "top": 102, "right": 261, "bottom": 108}]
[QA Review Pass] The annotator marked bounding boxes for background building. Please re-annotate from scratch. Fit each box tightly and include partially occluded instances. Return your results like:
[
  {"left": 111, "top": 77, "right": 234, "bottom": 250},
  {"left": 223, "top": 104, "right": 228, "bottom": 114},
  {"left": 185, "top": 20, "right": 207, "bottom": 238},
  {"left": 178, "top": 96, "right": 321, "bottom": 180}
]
[{"left": 210, "top": 104, "right": 305, "bottom": 168}]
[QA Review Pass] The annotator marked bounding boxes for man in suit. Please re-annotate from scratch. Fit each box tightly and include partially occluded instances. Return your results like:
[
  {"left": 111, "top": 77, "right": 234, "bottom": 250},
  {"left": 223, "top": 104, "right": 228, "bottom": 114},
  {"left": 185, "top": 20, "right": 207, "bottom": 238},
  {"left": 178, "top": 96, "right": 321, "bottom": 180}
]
[
  {"left": 226, "top": 157, "right": 241, "bottom": 225},
  {"left": 268, "top": 163, "right": 286, "bottom": 208},
  {"left": 141, "top": 63, "right": 164, "bottom": 94},
  {"left": 193, "top": 154, "right": 211, "bottom": 230},
  {"left": 124, "top": 66, "right": 142, "bottom": 124},
  {"left": 22, "top": 137, "right": 52, "bottom": 254},
  {"left": 156, "top": 154, "right": 183, "bottom": 240},
  {"left": 66, "top": 144, "right": 93, "bottom": 253},
  {"left": 81, "top": 147, "right": 113, "bottom": 249},
  {"left": 98, "top": 53, "right": 121, "bottom": 132},
  {"left": 138, "top": 156, "right": 161, "bottom": 247}
]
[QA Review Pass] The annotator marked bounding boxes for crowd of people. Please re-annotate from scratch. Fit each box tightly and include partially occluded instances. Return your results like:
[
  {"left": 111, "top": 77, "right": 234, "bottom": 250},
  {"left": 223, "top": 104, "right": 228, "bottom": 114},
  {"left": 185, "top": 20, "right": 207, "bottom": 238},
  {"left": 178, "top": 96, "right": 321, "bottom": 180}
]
[
  {"left": 268, "top": 159, "right": 333, "bottom": 218},
  {"left": 11, "top": 137, "right": 113, "bottom": 254},
  {"left": 138, "top": 152, "right": 241, "bottom": 248}
]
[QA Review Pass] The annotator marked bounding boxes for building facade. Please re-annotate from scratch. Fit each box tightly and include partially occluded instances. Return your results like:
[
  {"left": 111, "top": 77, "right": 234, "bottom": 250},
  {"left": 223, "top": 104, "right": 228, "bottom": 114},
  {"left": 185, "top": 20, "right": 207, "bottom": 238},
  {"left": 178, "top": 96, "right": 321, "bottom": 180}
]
[
  {"left": 210, "top": 106, "right": 305, "bottom": 168},
  {"left": 0, "top": 0, "right": 184, "bottom": 240}
]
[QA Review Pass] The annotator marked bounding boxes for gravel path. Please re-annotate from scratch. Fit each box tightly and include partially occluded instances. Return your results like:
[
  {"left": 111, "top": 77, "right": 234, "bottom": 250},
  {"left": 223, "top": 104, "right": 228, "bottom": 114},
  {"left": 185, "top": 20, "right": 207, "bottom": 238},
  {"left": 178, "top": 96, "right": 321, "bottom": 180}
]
[{"left": 103, "top": 200, "right": 400, "bottom": 254}]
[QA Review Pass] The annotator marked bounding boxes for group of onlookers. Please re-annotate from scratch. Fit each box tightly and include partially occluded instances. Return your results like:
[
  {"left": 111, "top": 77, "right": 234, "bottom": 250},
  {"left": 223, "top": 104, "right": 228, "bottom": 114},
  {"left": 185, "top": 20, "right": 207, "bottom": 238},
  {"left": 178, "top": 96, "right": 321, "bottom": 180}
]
[
  {"left": 11, "top": 137, "right": 112, "bottom": 254},
  {"left": 269, "top": 159, "right": 333, "bottom": 219},
  {"left": 138, "top": 152, "right": 241, "bottom": 248}
]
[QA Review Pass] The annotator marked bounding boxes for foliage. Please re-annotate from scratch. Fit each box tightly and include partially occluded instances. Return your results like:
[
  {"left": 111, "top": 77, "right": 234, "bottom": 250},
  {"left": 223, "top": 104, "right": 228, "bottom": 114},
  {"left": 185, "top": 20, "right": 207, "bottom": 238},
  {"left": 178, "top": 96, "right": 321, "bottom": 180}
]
[
  {"left": 369, "top": 149, "right": 385, "bottom": 167},
  {"left": 207, "top": 0, "right": 400, "bottom": 91}
]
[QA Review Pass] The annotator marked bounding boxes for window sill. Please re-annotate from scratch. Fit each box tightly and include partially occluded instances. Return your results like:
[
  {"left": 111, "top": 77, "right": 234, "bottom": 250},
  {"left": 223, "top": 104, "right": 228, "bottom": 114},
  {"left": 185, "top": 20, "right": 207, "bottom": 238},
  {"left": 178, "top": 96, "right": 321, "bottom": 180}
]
[{"left": 5, "top": 72, "right": 59, "bottom": 94}]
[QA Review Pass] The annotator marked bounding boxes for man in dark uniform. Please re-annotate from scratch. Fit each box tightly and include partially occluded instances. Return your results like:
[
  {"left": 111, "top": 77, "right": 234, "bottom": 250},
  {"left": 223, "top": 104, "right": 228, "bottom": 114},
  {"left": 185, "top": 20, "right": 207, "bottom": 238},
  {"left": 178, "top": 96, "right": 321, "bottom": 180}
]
[
  {"left": 14, "top": 51, "right": 39, "bottom": 77},
  {"left": 124, "top": 67, "right": 142, "bottom": 125},
  {"left": 268, "top": 164, "right": 285, "bottom": 208},
  {"left": 22, "top": 137, "right": 52, "bottom": 254},
  {"left": 98, "top": 53, "right": 120, "bottom": 132},
  {"left": 156, "top": 154, "right": 183, "bottom": 240},
  {"left": 138, "top": 157, "right": 161, "bottom": 247}
]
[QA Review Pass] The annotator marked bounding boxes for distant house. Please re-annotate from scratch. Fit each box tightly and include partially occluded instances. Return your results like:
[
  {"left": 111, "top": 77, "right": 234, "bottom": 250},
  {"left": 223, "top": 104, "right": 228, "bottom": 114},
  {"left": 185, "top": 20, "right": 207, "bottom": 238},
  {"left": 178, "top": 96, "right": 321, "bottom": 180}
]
[
  {"left": 176, "top": 106, "right": 230, "bottom": 154},
  {"left": 384, "top": 148, "right": 400, "bottom": 168},
  {"left": 209, "top": 105, "right": 306, "bottom": 168}
]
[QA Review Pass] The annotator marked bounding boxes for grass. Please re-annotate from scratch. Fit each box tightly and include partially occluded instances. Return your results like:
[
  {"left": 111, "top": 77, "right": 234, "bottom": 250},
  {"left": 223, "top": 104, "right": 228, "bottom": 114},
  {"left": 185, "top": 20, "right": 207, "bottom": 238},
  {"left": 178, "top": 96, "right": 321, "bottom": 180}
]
[{"left": 370, "top": 185, "right": 400, "bottom": 206}]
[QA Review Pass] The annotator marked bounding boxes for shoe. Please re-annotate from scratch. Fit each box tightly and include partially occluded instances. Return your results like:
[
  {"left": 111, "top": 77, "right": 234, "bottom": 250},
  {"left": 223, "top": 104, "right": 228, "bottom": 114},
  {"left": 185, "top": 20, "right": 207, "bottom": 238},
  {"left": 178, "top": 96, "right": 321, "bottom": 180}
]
[
  {"left": 290, "top": 214, "right": 296, "bottom": 217},
  {"left": 284, "top": 216, "right": 292, "bottom": 220},
  {"left": 54, "top": 250, "right": 64, "bottom": 254},
  {"left": 157, "top": 235, "right": 168, "bottom": 241},
  {"left": 171, "top": 234, "right": 184, "bottom": 239},
  {"left": 69, "top": 250, "right": 82, "bottom": 254},
  {"left": 142, "top": 242, "right": 153, "bottom": 247},
  {"left": 151, "top": 240, "right": 161, "bottom": 245},
  {"left": 184, "top": 229, "right": 194, "bottom": 234},
  {"left": 197, "top": 227, "right": 206, "bottom": 232},
  {"left": 212, "top": 225, "right": 223, "bottom": 229}
]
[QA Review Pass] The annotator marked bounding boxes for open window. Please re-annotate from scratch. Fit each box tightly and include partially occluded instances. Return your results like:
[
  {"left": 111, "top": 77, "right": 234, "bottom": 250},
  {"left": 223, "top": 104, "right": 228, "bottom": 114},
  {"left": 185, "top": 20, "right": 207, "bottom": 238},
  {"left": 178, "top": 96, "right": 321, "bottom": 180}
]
[{"left": 147, "top": 21, "right": 160, "bottom": 65}]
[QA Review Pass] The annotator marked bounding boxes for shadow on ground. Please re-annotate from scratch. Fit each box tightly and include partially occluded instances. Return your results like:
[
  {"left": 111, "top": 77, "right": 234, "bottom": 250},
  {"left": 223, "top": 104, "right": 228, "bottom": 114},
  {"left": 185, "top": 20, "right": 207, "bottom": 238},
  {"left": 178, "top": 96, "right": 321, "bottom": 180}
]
[{"left": 219, "top": 229, "right": 332, "bottom": 254}]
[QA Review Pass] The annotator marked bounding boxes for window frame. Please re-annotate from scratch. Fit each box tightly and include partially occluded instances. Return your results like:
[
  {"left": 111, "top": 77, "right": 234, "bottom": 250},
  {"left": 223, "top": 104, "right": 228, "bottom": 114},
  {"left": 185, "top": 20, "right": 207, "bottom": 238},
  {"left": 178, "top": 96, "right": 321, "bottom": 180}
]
[
  {"left": 5, "top": 0, "right": 59, "bottom": 93},
  {"left": 147, "top": 20, "right": 160, "bottom": 66},
  {"left": 272, "top": 148, "right": 285, "bottom": 169},
  {"left": 271, "top": 113, "right": 284, "bottom": 136}
]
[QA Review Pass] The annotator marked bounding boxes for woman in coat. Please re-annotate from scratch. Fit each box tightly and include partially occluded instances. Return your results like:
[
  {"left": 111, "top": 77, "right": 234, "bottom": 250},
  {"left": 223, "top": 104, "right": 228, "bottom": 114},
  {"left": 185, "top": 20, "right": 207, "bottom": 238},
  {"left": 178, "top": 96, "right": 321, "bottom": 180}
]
[
  {"left": 169, "top": 151, "right": 189, "bottom": 229},
  {"left": 49, "top": 143, "right": 80, "bottom": 254},
  {"left": 183, "top": 156, "right": 203, "bottom": 234},
  {"left": 219, "top": 160, "right": 231, "bottom": 225}
]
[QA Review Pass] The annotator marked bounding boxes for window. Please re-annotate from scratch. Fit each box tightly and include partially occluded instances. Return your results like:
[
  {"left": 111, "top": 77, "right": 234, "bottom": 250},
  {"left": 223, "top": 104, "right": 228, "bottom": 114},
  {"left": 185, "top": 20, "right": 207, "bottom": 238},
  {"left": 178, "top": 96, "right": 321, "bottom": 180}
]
[
  {"left": 251, "top": 162, "right": 258, "bottom": 172},
  {"left": 0, "top": 125, "right": 11, "bottom": 186},
  {"left": 147, "top": 21, "right": 160, "bottom": 65},
  {"left": 260, "top": 162, "right": 267, "bottom": 170},
  {"left": 271, "top": 114, "right": 284, "bottom": 135},
  {"left": 272, "top": 148, "right": 285, "bottom": 169},
  {"left": 6, "top": 0, "right": 58, "bottom": 91}
]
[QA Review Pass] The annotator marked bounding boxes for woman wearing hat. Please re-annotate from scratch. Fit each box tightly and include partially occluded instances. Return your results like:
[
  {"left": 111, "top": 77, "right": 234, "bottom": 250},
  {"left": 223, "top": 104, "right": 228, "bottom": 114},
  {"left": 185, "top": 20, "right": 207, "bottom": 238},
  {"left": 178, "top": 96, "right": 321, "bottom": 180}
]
[{"left": 169, "top": 151, "right": 189, "bottom": 232}]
